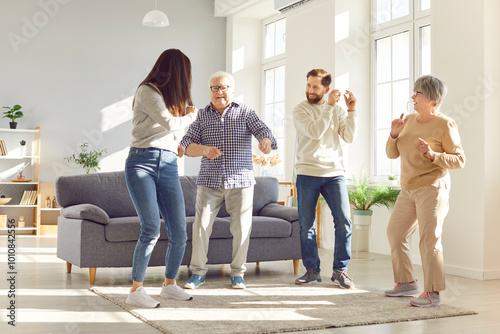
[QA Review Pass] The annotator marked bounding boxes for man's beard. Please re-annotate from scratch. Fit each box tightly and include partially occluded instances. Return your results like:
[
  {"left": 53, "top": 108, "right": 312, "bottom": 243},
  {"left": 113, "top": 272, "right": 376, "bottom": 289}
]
[{"left": 306, "top": 93, "right": 323, "bottom": 104}]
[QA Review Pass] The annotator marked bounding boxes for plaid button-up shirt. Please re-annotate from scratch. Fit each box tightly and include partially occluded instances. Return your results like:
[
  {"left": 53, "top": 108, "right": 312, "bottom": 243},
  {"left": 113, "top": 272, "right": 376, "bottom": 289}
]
[{"left": 180, "top": 101, "right": 277, "bottom": 189}]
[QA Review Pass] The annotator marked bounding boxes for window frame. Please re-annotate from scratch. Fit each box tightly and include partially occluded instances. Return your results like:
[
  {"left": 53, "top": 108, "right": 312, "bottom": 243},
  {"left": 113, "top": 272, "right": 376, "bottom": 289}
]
[
  {"left": 370, "top": 22, "right": 414, "bottom": 181},
  {"left": 370, "top": 0, "right": 430, "bottom": 181},
  {"left": 371, "top": 0, "right": 414, "bottom": 32},
  {"left": 262, "top": 15, "right": 287, "bottom": 64},
  {"left": 414, "top": 16, "right": 431, "bottom": 77},
  {"left": 260, "top": 15, "right": 287, "bottom": 180}
]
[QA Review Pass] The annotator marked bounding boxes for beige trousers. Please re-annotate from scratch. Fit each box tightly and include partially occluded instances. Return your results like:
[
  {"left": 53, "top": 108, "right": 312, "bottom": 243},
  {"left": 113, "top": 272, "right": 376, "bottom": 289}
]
[
  {"left": 190, "top": 185, "right": 254, "bottom": 278},
  {"left": 387, "top": 180, "right": 450, "bottom": 292}
]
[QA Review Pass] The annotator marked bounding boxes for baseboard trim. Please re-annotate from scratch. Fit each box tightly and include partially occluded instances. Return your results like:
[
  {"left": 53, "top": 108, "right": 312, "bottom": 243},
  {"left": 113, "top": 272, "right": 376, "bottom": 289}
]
[
  {"left": 483, "top": 269, "right": 500, "bottom": 280},
  {"left": 412, "top": 256, "right": 500, "bottom": 280},
  {"left": 443, "top": 264, "right": 484, "bottom": 280}
]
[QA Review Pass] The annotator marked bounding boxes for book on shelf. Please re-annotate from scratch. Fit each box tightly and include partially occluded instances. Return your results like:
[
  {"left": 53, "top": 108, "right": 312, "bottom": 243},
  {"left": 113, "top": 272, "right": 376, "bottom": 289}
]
[
  {"left": 0, "top": 140, "right": 7, "bottom": 156},
  {"left": 19, "top": 190, "right": 37, "bottom": 205}
]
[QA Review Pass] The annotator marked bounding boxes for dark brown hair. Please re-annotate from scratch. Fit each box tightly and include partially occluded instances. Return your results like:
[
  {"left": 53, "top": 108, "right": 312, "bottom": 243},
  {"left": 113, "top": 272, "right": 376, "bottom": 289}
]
[
  {"left": 135, "top": 49, "right": 193, "bottom": 116},
  {"left": 307, "top": 69, "right": 332, "bottom": 87}
]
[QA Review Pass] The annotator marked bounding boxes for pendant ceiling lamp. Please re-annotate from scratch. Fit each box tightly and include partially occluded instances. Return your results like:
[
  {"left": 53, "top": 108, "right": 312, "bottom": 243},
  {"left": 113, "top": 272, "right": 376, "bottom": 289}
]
[{"left": 142, "top": 0, "right": 169, "bottom": 27}]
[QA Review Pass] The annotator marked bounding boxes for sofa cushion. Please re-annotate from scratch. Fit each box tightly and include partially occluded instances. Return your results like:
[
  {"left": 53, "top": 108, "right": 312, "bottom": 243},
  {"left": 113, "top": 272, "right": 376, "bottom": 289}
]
[
  {"left": 61, "top": 204, "right": 110, "bottom": 225},
  {"left": 104, "top": 217, "right": 171, "bottom": 242},
  {"left": 252, "top": 177, "right": 279, "bottom": 214},
  {"left": 258, "top": 203, "right": 299, "bottom": 223},
  {"left": 104, "top": 215, "right": 291, "bottom": 242},
  {"left": 250, "top": 216, "right": 292, "bottom": 238},
  {"left": 56, "top": 171, "right": 137, "bottom": 218}
]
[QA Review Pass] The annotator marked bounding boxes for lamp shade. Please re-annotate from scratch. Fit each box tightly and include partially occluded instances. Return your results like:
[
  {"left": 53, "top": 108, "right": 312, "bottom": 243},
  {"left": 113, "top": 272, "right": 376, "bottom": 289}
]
[{"left": 142, "top": 10, "right": 169, "bottom": 27}]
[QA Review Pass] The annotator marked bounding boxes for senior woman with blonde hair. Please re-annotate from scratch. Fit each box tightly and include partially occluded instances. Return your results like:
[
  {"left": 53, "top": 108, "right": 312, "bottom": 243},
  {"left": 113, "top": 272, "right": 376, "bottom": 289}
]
[{"left": 384, "top": 75, "right": 466, "bottom": 307}]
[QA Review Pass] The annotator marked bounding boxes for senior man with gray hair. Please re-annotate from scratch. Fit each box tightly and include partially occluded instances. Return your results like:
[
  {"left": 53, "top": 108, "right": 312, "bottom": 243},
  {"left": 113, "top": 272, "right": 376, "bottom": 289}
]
[{"left": 180, "top": 71, "right": 277, "bottom": 289}]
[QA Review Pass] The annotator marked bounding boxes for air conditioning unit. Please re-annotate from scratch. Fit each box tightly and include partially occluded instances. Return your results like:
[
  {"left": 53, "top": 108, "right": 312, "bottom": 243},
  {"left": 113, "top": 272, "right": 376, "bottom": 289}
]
[{"left": 274, "top": 0, "right": 312, "bottom": 13}]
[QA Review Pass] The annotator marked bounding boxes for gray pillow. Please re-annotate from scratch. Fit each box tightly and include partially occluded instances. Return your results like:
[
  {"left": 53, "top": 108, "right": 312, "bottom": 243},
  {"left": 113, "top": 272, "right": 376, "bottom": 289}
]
[{"left": 61, "top": 204, "right": 110, "bottom": 225}]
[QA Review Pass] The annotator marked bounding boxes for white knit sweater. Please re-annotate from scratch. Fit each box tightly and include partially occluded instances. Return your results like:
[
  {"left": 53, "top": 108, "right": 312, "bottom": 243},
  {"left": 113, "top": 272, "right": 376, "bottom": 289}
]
[{"left": 293, "top": 100, "right": 357, "bottom": 177}]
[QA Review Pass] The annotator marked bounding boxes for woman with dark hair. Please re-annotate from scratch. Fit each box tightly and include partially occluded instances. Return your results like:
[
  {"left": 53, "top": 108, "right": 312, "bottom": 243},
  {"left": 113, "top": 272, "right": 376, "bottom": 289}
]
[{"left": 125, "top": 49, "right": 197, "bottom": 308}]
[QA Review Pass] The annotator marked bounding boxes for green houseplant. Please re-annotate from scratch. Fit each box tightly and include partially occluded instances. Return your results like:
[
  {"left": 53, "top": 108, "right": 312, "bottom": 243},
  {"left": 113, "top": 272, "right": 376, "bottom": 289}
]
[
  {"left": 348, "top": 171, "right": 400, "bottom": 226},
  {"left": 65, "top": 141, "right": 107, "bottom": 174},
  {"left": 3, "top": 104, "right": 23, "bottom": 129},
  {"left": 19, "top": 140, "right": 27, "bottom": 156}
]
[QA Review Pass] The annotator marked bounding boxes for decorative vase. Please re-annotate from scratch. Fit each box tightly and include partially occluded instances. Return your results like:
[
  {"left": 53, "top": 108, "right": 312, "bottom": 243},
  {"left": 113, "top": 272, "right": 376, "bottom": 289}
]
[
  {"left": 353, "top": 210, "right": 373, "bottom": 226},
  {"left": 9, "top": 122, "right": 17, "bottom": 129},
  {"left": 260, "top": 166, "right": 271, "bottom": 177},
  {"left": 20, "top": 145, "right": 26, "bottom": 156},
  {"left": 18, "top": 216, "right": 25, "bottom": 228}
]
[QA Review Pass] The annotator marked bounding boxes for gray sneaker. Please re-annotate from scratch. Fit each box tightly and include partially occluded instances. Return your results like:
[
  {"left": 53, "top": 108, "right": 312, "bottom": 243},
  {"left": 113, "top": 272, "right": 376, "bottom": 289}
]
[
  {"left": 295, "top": 269, "right": 322, "bottom": 284},
  {"left": 410, "top": 291, "right": 441, "bottom": 307},
  {"left": 331, "top": 269, "right": 354, "bottom": 289},
  {"left": 385, "top": 280, "right": 419, "bottom": 297}
]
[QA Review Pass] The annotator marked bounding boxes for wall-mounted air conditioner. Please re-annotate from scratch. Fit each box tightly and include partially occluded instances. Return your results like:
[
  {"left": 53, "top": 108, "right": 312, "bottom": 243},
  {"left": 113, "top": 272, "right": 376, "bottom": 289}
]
[{"left": 274, "top": 0, "right": 313, "bottom": 13}]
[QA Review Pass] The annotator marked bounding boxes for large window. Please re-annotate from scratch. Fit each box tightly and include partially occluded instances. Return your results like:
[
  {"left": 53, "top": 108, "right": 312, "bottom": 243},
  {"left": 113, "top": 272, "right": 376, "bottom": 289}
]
[
  {"left": 261, "top": 16, "right": 286, "bottom": 177},
  {"left": 264, "top": 18, "right": 286, "bottom": 59},
  {"left": 371, "top": 0, "right": 430, "bottom": 178}
]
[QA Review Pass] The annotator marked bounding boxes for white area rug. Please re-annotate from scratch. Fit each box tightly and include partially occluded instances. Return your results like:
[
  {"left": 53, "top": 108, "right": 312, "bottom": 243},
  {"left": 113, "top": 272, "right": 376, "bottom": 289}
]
[{"left": 90, "top": 276, "right": 477, "bottom": 334}]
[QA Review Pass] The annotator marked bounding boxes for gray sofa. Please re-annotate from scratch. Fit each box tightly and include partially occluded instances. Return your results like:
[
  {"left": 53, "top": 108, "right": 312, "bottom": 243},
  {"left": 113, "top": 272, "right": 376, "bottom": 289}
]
[{"left": 55, "top": 171, "right": 301, "bottom": 284}]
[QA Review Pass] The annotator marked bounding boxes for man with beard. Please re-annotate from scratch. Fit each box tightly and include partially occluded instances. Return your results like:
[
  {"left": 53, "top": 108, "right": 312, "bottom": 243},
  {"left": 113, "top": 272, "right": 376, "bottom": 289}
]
[{"left": 293, "top": 68, "right": 358, "bottom": 289}]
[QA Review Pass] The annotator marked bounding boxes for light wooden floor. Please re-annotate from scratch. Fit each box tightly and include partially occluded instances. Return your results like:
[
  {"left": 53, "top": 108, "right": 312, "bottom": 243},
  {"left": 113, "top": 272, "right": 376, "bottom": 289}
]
[{"left": 1, "top": 235, "right": 499, "bottom": 334}]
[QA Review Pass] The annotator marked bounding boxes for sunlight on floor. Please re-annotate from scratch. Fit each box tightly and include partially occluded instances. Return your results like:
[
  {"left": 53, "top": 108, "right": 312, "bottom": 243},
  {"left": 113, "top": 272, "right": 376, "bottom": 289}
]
[
  {"left": 231, "top": 300, "right": 333, "bottom": 305},
  {"left": 145, "top": 307, "right": 321, "bottom": 321},
  {"left": 0, "top": 310, "right": 143, "bottom": 323},
  {"left": 0, "top": 288, "right": 96, "bottom": 296}
]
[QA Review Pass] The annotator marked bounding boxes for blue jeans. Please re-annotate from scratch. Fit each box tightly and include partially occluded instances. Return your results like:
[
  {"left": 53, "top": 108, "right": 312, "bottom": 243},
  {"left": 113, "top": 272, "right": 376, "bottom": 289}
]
[
  {"left": 296, "top": 175, "right": 352, "bottom": 272},
  {"left": 125, "top": 147, "right": 187, "bottom": 282}
]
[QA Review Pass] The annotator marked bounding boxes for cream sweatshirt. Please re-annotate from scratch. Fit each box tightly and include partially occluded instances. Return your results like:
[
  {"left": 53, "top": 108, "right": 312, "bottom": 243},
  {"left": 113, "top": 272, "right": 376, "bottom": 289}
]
[
  {"left": 130, "top": 85, "right": 196, "bottom": 153},
  {"left": 386, "top": 113, "right": 466, "bottom": 190},
  {"left": 293, "top": 100, "right": 358, "bottom": 177}
]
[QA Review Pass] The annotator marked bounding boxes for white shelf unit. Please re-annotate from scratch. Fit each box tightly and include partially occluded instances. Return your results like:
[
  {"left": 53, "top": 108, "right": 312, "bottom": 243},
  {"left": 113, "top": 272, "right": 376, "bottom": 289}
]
[
  {"left": 37, "top": 183, "right": 61, "bottom": 235},
  {"left": 0, "top": 127, "right": 40, "bottom": 234}
]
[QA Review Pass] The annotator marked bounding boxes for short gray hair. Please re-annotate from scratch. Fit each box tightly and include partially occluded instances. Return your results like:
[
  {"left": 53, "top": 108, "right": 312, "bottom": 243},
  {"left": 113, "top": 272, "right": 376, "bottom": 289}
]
[
  {"left": 208, "top": 71, "right": 235, "bottom": 89},
  {"left": 414, "top": 75, "right": 448, "bottom": 108}
]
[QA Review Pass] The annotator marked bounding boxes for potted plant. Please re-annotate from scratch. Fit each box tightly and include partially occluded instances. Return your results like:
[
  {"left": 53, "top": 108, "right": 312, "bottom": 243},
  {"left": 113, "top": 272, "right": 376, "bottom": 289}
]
[
  {"left": 2, "top": 105, "right": 23, "bottom": 129},
  {"left": 19, "top": 140, "right": 27, "bottom": 156},
  {"left": 348, "top": 171, "right": 400, "bottom": 226},
  {"left": 65, "top": 141, "right": 107, "bottom": 174},
  {"left": 387, "top": 174, "right": 399, "bottom": 186}
]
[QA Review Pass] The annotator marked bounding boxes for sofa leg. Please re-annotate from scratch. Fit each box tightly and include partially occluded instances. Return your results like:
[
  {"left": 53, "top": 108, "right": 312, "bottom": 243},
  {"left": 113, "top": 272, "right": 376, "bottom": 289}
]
[
  {"left": 293, "top": 259, "right": 299, "bottom": 274},
  {"left": 89, "top": 268, "right": 96, "bottom": 285},
  {"left": 66, "top": 262, "right": 72, "bottom": 273}
]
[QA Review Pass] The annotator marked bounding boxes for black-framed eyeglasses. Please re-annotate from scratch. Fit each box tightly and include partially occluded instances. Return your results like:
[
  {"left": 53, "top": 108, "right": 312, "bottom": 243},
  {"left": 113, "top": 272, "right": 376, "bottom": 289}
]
[
  {"left": 210, "top": 85, "right": 230, "bottom": 92},
  {"left": 412, "top": 91, "right": 424, "bottom": 97}
]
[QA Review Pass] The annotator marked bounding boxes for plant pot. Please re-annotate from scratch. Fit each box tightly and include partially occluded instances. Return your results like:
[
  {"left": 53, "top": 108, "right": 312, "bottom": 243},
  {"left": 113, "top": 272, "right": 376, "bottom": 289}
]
[
  {"left": 20, "top": 146, "right": 27, "bottom": 156},
  {"left": 9, "top": 122, "right": 17, "bottom": 129},
  {"left": 353, "top": 210, "right": 373, "bottom": 226}
]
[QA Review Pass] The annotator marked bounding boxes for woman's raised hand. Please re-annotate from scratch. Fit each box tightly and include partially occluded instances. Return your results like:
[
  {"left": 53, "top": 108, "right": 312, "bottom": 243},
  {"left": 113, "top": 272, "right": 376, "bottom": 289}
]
[{"left": 390, "top": 113, "right": 406, "bottom": 138}]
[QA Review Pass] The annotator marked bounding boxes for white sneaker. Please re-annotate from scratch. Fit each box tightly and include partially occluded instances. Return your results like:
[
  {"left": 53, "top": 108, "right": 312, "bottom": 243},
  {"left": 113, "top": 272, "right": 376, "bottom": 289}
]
[
  {"left": 126, "top": 286, "right": 160, "bottom": 308},
  {"left": 160, "top": 282, "right": 193, "bottom": 300}
]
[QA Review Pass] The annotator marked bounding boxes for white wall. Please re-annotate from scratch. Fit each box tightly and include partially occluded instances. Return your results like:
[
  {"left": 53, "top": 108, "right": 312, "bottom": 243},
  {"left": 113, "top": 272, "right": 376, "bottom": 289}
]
[
  {"left": 226, "top": 16, "right": 262, "bottom": 111},
  {"left": 430, "top": 0, "right": 500, "bottom": 280},
  {"left": 483, "top": 0, "right": 500, "bottom": 280},
  {"left": 0, "top": 0, "right": 226, "bottom": 180},
  {"left": 283, "top": 0, "right": 336, "bottom": 182}
]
